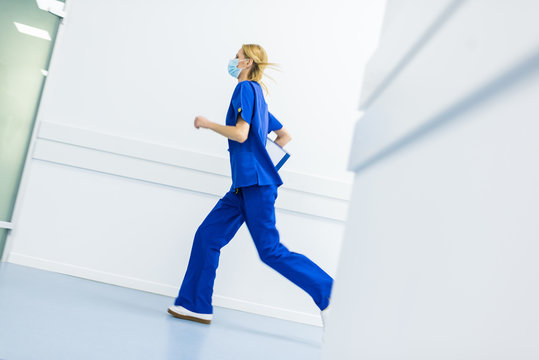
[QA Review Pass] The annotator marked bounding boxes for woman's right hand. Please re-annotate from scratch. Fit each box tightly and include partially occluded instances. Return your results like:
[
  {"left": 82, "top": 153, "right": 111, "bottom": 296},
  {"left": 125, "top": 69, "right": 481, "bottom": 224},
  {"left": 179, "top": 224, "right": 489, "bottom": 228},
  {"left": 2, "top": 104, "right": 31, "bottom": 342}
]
[{"left": 194, "top": 115, "right": 210, "bottom": 129}]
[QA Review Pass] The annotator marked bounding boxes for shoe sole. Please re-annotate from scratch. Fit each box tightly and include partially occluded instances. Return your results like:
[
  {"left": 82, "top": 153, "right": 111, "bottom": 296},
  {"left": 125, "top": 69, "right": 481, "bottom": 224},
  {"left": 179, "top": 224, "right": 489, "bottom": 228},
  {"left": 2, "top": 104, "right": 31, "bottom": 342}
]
[{"left": 168, "top": 308, "right": 211, "bottom": 325}]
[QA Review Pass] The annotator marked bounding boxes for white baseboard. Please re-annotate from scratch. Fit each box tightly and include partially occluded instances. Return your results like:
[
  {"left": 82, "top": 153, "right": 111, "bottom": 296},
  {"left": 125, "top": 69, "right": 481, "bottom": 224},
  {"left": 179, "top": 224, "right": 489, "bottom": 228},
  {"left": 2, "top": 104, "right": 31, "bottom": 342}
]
[
  {"left": 7, "top": 252, "right": 322, "bottom": 327},
  {"left": 212, "top": 294, "right": 322, "bottom": 327}
]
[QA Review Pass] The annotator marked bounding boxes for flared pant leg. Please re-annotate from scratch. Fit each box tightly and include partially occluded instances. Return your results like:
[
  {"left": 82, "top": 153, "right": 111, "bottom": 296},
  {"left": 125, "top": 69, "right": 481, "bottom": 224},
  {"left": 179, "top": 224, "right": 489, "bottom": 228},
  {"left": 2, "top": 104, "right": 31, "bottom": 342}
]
[
  {"left": 174, "top": 190, "right": 244, "bottom": 314},
  {"left": 240, "top": 185, "right": 334, "bottom": 311}
]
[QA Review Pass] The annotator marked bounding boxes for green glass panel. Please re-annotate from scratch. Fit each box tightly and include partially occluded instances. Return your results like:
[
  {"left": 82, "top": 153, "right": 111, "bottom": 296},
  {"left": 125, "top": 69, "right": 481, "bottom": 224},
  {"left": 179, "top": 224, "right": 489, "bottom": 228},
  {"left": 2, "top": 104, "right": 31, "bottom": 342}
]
[{"left": 0, "top": 0, "right": 62, "bottom": 256}]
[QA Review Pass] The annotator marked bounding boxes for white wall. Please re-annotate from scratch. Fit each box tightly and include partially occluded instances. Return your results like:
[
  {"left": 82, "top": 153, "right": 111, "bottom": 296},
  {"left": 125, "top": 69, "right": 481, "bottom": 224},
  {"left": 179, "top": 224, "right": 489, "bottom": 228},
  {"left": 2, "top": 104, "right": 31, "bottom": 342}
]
[
  {"left": 323, "top": 0, "right": 539, "bottom": 357},
  {"left": 3, "top": 0, "right": 386, "bottom": 325},
  {"left": 35, "top": 0, "right": 374, "bottom": 182}
]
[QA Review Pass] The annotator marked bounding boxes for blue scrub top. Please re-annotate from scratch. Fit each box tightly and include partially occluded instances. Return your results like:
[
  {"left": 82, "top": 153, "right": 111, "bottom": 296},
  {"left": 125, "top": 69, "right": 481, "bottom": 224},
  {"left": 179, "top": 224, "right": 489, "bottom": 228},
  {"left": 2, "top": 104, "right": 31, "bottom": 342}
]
[{"left": 225, "top": 80, "right": 284, "bottom": 189}]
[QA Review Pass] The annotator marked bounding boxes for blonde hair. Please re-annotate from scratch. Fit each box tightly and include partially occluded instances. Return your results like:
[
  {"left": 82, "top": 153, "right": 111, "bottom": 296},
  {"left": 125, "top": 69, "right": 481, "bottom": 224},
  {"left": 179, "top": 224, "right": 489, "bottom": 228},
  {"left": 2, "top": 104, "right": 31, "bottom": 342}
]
[{"left": 241, "top": 44, "right": 280, "bottom": 95}]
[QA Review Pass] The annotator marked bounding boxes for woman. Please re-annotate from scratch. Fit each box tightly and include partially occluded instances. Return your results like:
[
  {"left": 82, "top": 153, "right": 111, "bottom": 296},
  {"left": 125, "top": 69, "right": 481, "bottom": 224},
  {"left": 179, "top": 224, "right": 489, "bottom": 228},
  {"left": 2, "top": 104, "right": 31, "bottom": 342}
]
[{"left": 167, "top": 44, "right": 333, "bottom": 325}]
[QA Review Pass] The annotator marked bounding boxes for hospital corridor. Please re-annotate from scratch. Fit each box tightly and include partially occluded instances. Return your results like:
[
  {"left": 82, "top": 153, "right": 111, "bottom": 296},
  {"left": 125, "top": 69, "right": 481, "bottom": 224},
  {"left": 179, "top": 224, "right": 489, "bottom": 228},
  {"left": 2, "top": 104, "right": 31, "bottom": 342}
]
[{"left": 1, "top": 0, "right": 538, "bottom": 359}]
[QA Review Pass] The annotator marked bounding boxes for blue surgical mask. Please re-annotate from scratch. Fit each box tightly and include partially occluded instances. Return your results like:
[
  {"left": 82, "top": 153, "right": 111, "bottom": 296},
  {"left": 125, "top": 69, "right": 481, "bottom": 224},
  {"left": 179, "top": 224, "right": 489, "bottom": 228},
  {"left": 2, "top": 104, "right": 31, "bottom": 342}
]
[{"left": 228, "top": 58, "right": 247, "bottom": 78}]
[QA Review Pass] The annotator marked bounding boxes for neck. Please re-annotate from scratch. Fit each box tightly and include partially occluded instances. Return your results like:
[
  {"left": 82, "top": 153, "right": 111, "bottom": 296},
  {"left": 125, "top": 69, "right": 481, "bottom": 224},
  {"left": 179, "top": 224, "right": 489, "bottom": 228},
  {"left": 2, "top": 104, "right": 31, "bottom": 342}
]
[{"left": 238, "top": 69, "right": 249, "bottom": 82}]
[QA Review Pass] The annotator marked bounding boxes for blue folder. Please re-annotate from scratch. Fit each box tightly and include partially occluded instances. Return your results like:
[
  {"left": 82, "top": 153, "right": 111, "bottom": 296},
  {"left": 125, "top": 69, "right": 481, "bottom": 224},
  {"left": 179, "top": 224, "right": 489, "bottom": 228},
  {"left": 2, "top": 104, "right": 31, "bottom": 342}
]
[{"left": 266, "top": 137, "right": 290, "bottom": 171}]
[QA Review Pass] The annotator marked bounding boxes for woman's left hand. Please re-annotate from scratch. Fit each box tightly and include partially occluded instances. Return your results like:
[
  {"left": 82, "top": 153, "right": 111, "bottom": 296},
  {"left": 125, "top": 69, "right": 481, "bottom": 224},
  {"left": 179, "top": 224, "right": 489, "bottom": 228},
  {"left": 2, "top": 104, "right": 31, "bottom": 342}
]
[{"left": 194, "top": 116, "right": 210, "bottom": 129}]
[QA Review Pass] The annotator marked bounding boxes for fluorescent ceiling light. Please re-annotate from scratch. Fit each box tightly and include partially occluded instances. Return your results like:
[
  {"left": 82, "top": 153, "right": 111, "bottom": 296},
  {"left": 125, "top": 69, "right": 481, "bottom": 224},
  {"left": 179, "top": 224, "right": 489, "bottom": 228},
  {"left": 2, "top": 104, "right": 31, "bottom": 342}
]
[
  {"left": 36, "top": 0, "right": 66, "bottom": 18},
  {"left": 35, "top": 0, "right": 50, "bottom": 10},
  {"left": 14, "top": 22, "right": 51, "bottom": 41}
]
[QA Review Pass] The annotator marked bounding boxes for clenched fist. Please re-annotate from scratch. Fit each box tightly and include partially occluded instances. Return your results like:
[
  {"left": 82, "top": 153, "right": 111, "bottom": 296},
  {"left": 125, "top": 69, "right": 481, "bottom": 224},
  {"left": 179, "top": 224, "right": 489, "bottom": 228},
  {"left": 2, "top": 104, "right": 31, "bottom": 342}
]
[{"left": 194, "top": 116, "right": 210, "bottom": 129}]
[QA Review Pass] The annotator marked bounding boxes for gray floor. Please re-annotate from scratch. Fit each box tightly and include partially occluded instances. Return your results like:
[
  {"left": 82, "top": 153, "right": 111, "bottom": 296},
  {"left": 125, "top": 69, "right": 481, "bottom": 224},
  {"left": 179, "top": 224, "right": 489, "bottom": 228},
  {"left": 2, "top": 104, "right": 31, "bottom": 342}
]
[{"left": 0, "top": 262, "right": 322, "bottom": 360}]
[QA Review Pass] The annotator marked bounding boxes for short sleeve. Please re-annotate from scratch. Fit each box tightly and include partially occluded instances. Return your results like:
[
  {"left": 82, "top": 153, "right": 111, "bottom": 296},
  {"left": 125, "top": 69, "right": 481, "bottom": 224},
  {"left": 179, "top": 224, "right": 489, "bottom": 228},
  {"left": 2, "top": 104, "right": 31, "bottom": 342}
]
[
  {"left": 231, "top": 82, "right": 255, "bottom": 125},
  {"left": 268, "top": 111, "right": 283, "bottom": 133}
]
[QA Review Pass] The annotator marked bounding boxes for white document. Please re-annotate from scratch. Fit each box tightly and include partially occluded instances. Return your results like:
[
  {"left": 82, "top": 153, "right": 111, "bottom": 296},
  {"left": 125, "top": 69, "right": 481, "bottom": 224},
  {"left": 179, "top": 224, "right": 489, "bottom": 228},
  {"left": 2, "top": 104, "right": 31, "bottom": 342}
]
[{"left": 266, "top": 137, "right": 290, "bottom": 171}]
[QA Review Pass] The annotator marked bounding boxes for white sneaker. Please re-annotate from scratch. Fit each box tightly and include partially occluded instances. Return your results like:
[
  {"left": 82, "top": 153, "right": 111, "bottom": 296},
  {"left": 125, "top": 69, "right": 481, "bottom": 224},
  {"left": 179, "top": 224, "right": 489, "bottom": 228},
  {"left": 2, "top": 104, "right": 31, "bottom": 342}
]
[{"left": 168, "top": 305, "right": 212, "bottom": 325}]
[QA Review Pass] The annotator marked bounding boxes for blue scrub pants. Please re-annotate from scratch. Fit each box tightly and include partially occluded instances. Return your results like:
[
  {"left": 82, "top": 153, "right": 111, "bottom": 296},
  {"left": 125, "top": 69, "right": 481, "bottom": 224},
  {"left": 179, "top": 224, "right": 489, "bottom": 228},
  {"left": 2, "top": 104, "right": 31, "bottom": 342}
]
[{"left": 174, "top": 184, "right": 333, "bottom": 314}]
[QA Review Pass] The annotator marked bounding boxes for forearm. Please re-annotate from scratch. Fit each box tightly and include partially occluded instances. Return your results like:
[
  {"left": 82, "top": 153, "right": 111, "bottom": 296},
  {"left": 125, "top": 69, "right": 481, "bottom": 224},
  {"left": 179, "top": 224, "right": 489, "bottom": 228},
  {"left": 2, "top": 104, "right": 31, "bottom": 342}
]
[
  {"left": 274, "top": 133, "right": 291, "bottom": 147},
  {"left": 207, "top": 122, "right": 246, "bottom": 143}
]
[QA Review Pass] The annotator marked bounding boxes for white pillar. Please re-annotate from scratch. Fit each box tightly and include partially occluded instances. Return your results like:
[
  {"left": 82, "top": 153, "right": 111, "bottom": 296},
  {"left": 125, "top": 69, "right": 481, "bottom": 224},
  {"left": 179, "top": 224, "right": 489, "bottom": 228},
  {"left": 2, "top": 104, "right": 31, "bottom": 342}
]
[{"left": 322, "top": 1, "right": 539, "bottom": 358}]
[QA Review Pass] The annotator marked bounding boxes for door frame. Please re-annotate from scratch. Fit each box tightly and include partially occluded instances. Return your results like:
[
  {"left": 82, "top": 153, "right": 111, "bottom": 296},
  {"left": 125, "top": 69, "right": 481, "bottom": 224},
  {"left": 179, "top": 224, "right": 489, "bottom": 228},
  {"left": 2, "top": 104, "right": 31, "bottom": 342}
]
[{"left": 1, "top": 0, "right": 71, "bottom": 262}]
